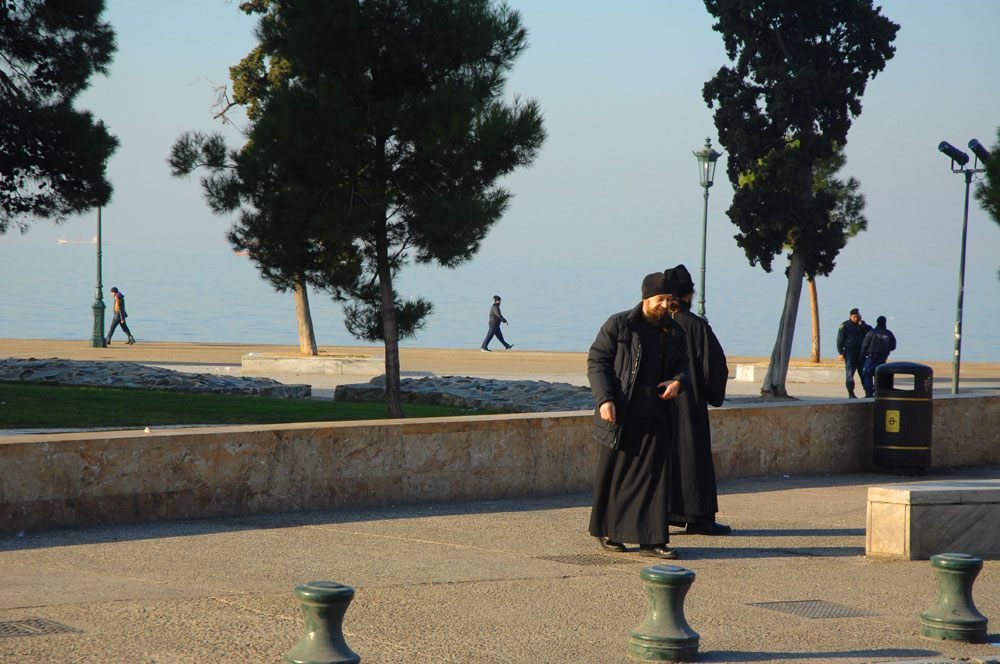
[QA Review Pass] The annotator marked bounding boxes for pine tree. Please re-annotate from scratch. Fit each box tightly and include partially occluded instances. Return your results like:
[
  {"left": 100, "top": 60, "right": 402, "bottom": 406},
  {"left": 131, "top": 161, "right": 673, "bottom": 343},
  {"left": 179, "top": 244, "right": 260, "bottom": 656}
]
[{"left": 0, "top": 0, "right": 118, "bottom": 233}]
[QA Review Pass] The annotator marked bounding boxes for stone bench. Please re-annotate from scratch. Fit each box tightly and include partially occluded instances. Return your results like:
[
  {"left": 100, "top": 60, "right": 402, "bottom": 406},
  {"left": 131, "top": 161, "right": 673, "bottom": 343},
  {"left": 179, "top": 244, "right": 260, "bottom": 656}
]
[{"left": 866, "top": 480, "right": 1000, "bottom": 560}]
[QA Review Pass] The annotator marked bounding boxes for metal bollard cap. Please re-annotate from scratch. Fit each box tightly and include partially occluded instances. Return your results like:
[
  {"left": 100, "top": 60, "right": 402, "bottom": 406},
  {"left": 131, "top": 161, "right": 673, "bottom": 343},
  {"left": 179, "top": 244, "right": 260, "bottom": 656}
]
[
  {"left": 640, "top": 565, "right": 695, "bottom": 585},
  {"left": 294, "top": 581, "right": 356, "bottom": 603},
  {"left": 930, "top": 553, "right": 983, "bottom": 572}
]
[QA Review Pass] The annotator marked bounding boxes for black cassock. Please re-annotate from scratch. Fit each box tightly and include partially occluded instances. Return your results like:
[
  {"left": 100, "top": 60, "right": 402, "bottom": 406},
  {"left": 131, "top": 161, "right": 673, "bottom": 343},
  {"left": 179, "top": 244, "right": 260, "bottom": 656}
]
[
  {"left": 589, "top": 317, "right": 681, "bottom": 546},
  {"left": 668, "top": 310, "right": 728, "bottom": 526}
]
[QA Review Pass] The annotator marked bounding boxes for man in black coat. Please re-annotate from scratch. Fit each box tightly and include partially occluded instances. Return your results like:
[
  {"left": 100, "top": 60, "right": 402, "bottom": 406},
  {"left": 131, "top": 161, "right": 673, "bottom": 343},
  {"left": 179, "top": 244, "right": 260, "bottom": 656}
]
[
  {"left": 480, "top": 295, "right": 513, "bottom": 351},
  {"left": 663, "top": 264, "right": 730, "bottom": 536},
  {"left": 860, "top": 315, "right": 897, "bottom": 398},
  {"left": 587, "top": 272, "right": 691, "bottom": 559},
  {"left": 836, "top": 308, "right": 872, "bottom": 398}
]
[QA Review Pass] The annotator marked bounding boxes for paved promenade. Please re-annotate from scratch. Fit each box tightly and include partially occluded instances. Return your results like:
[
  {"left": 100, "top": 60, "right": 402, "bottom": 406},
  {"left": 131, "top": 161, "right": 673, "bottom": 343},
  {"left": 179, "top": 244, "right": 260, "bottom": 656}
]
[
  {"left": 2, "top": 339, "right": 999, "bottom": 662},
  {"left": 1, "top": 467, "right": 998, "bottom": 663}
]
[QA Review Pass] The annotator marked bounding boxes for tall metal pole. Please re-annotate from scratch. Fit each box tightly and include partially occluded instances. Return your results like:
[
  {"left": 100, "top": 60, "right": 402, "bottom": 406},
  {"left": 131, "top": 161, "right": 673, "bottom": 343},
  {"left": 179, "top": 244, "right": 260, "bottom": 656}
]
[
  {"left": 90, "top": 207, "right": 106, "bottom": 348},
  {"left": 698, "top": 185, "right": 709, "bottom": 321},
  {"left": 951, "top": 171, "right": 972, "bottom": 394}
]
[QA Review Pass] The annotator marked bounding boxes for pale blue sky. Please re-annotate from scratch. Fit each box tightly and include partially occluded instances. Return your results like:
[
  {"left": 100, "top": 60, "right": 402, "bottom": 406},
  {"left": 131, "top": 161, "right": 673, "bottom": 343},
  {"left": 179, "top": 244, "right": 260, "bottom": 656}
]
[{"left": 4, "top": 1, "right": 1000, "bottom": 358}]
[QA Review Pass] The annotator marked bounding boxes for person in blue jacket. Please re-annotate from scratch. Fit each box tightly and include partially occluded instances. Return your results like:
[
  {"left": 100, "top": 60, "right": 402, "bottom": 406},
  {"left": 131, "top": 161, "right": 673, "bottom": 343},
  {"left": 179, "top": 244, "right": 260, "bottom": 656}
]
[
  {"left": 860, "top": 316, "right": 897, "bottom": 398},
  {"left": 106, "top": 286, "right": 136, "bottom": 346}
]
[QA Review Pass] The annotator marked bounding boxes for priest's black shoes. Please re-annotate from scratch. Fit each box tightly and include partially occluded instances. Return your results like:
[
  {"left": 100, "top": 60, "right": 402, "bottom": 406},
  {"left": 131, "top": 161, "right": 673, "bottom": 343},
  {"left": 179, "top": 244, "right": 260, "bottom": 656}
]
[
  {"left": 684, "top": 522, "right": 732, "bottom": 535},
  {"left": 597, "top": 537, "right": 627, "bottom": 553},
  {"left": 638, "top": 544, "right": 678, "bottom": 559}
]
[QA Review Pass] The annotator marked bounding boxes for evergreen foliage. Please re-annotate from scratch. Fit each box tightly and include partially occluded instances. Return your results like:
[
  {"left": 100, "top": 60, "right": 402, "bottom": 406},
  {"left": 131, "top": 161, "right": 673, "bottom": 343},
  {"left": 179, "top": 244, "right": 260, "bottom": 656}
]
[
  {"left": 972, "top": 127, "right": 1000, "bottom": 279},
  {"left": 170, "top": 0, "right": 544, "bottom": 415},
  {"left": 0, "top": 0, "right": 119, "bottom": 234},
  {"left": 702, "top": 0, "right": 897, "bottom": 395}
]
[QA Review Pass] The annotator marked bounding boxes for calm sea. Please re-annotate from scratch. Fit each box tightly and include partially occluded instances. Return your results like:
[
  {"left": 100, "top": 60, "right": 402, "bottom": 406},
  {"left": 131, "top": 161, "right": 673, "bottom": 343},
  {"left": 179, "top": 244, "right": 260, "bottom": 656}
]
[{"left": 2, "top": 244, "right": 999, "bottom": 362}]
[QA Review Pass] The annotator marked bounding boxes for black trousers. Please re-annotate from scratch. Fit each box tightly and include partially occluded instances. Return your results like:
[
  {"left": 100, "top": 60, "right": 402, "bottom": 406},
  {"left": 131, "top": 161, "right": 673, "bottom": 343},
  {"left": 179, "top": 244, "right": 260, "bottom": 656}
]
[
  {"left": 844, "top": 354, "right": 863, "bottom": 393},
  {"left": 481, "top": 321, "right": 509, "bottom": 349},
  {"left": 107, "top": 313, "right": 132, "bottom": 341}
]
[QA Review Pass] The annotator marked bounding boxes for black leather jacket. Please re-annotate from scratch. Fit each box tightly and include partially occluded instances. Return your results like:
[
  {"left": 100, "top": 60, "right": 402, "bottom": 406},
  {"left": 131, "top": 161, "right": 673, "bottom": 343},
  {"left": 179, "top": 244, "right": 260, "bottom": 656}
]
[{"left": 587, "top": 303, "right": 690, "bottom": 449}]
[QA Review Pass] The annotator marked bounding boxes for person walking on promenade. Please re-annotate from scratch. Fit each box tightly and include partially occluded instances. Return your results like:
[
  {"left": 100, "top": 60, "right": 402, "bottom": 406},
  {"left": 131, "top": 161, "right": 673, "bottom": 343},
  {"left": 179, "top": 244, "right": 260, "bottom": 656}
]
[
  {"left": 663, "top": 264, "right": 731, "bottom": 536},
  {"left": 106, "top": 286, "right": 136, "bottom": 345},
  {"left": 587, "top": 272, "right": 691, "bottom": 559},
  {"left": 480, "top": 295, "right": 513, "bottom": 352},
  {"left": 860, "top": 315, "right": 896, "bottom": 398},
  {"left": 836, "top": 307, "right": 870, "bottom": 398}
]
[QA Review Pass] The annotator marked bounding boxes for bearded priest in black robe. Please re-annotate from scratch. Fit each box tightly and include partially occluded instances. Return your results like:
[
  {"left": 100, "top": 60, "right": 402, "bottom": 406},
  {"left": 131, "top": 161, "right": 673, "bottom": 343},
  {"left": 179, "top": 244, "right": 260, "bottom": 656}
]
[
  {"left": 587, "top": 272, "right": 691, "bottom": 559},
  {"left": 664, "top": 264, "right": 730, "bottom": 535}
]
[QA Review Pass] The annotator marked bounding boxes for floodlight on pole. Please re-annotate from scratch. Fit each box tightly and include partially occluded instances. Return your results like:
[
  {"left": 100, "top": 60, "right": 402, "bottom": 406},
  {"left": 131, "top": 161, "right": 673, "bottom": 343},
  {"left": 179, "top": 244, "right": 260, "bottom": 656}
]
[
  {"left": 693, "top": 138, "right": 722, "bottom": 321},
  {"left": 938, "top": 138, "right": 987, "bottom": 393}
]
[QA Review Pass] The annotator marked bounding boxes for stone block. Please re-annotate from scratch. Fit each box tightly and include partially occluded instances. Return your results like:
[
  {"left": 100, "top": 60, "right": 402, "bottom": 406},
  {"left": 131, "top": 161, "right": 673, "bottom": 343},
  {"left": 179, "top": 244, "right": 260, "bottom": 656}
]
[
  {"left": 242, "top": 353, "right": 384, "bottom": 376},
  {"left": 866, "top": 480, "right": 1000, "bottom": 560}
]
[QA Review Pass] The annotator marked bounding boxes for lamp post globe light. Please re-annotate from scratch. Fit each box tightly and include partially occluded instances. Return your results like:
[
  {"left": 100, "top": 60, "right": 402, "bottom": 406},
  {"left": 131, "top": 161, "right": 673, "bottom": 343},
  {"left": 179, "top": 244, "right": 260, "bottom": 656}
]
[
  {"left": 937, "top": 139, "right": 990, "bottom": 393},
  {"left": 693, "top": 138, "right": 722, "bottom": 320}
]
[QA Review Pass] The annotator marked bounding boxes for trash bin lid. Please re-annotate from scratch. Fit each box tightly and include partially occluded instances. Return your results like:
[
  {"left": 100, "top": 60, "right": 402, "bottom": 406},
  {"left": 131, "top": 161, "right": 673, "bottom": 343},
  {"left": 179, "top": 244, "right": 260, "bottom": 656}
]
[{"left": 874, "top": 361, "right": 933, "bottom": 377}]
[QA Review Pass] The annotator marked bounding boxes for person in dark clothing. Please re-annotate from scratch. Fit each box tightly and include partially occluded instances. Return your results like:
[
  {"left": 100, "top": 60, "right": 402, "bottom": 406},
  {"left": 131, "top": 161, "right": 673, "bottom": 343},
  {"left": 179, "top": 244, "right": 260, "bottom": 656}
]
[
  {"left": 836, "top": 308, "right": 871, "bottom": 398},
  {"left": 587, "top": 272, "right": 691, "bottom": 559},
  {"left": 663, "top": 264, "right": 730, "bottom": 536},
  {"left": 860, "top": 316, "right": 897, "bottom": 398},
  {"left": 480, "top": 295, "right": 513, "bottom": 352},
  {"left": 106, "top": 286, "right": 135, "bottom": 345}
]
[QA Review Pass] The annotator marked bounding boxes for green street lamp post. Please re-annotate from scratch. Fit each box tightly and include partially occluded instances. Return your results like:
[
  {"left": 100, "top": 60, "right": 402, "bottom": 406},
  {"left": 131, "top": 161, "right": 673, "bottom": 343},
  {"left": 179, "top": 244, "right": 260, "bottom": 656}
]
[
  {"left": 90, "top": 207, "right": 106, "bottom": 348},
  {"left": 693, "top": 138, "right": 722, "bottom": 321},
  {"left": 937, "top": 139, "right": 990, "bottom": 393}
]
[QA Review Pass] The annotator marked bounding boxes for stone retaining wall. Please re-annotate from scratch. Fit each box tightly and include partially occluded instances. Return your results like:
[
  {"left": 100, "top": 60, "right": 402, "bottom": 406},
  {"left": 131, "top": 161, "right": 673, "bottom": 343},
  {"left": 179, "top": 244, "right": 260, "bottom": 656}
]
[{"left": 2, "top": 394, "right": 998, "bottom": 535}]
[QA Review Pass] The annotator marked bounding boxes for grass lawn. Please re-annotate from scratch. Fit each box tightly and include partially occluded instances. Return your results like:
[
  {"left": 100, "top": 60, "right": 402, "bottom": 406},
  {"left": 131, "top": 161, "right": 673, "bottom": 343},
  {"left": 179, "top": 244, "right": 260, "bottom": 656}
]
[{"left": 0, "top": 381, "right": 480, "bottom": 430}]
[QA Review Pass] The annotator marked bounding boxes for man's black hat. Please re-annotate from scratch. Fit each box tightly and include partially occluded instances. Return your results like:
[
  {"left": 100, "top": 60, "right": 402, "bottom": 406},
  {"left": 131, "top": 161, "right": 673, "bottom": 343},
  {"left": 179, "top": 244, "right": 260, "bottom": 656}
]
[
  {"left": 850, "top": 308, "right": 860, "bottom": 316},
  {"left": 664, "top": 264, "right": 694, "bottom": 298},
  {"left": 641, "top": 272, "right": 671, "bottom": 299}
]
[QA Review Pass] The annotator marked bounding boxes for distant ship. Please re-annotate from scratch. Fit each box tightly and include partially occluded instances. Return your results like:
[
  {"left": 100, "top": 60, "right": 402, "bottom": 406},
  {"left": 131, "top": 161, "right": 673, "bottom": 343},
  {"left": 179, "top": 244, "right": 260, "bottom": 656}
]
[{"left": 57, "top": 236, "right": 97, "bottom": 245}]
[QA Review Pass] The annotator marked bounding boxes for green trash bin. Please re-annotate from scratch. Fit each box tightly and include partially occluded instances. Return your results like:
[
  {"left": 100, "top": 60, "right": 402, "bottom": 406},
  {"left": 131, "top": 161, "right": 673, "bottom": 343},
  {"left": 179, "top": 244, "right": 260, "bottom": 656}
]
[{"left": 873, "top": 362, "right": 933, "bottom": 471}]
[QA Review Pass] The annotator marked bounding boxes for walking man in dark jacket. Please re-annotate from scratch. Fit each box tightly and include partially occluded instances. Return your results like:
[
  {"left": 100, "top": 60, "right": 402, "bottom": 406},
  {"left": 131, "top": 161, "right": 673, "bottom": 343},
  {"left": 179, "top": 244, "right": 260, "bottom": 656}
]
[
  {"left": 860, "top": 316, "right": 897, "bottom": 398},
  {"left": 836, "top": 308, "right": 871, "bottom": 398},
  {"left": 587, "top": 272, "right": 691, "bottom": 559},
  {"left": 480, "top": 295, "right": 513, "bottom": 351},
  {"left": 663, "top": 264, "right": 730, "bottom": 535}
]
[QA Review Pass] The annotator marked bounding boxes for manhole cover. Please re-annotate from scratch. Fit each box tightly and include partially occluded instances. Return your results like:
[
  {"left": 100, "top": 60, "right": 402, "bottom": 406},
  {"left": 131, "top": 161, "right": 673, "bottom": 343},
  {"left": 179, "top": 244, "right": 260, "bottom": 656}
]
[
  {"left": 748, "top": 600, "right": 876, "bottom": 619},
  {"left": 0, "top": 618, "right": 81, "bottom": 638},
  {"left": 535, "top": 553, "right": 636, "bottom": 566}
]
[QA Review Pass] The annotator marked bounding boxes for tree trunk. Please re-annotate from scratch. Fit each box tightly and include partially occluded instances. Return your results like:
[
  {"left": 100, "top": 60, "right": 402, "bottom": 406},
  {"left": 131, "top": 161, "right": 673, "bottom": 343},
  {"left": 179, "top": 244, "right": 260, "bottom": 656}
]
[
  {"left": 375, "top": 219, "right": 404, "bottom": 418},
  {"left": 293, "top": 275, "right": 318, "bottom": 356},
  {"left": 808, "top": 275, "right": 820, "bottom": 363},
  {"left": 760, "top": 251, "right": 807, "bottom": 397}
]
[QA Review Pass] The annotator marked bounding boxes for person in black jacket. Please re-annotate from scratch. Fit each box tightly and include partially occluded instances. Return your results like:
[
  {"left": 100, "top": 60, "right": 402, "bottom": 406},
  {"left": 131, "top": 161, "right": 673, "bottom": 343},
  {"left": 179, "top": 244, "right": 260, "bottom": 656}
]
[
  {"left": 860, "top": 316, "right": 897, "bottom": 398},
  {"left": 836, "top": 308, "right": 871, "bottom": 398},
  {"left": 663, "top": 264, "right": 730, "bottom": 535},
  {"left": 587, "top": 272, "right": 691, "bottom": 559},
  {"left": 480, "top": 295, "right": 513, "bottom": 351}
]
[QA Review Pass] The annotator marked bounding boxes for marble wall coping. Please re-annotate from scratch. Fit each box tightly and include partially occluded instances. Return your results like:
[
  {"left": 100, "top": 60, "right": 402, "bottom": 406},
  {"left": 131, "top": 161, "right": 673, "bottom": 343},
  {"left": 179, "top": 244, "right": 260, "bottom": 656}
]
[{"left": 867, "top": 480, "right": 1000, "bottom": 505}]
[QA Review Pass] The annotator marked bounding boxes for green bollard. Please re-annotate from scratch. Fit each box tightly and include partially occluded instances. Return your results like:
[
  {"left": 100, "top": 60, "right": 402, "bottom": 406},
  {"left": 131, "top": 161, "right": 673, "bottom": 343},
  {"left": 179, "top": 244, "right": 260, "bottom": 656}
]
[
  {"left": 285, "top": 581, "right": 361, "bottom": 664},
  {"left": 919, "top": 553, "right": 988, "bottom": 643},
  {"left": 628, "top": 565, "right": 700, "bottom": 662}
]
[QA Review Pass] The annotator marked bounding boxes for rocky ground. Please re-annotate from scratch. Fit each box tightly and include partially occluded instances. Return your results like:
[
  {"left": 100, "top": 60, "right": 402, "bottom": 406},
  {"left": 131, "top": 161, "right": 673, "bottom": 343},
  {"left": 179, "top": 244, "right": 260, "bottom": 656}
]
[
  {"left": 334, "top": 374, "right": 595, "bottom": 412},
  {"left": 0, "top": 358, "right": 310, "bottom": 399},
  {"left": 0, "top": 358, "right": 597, "bottom": 412}
]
